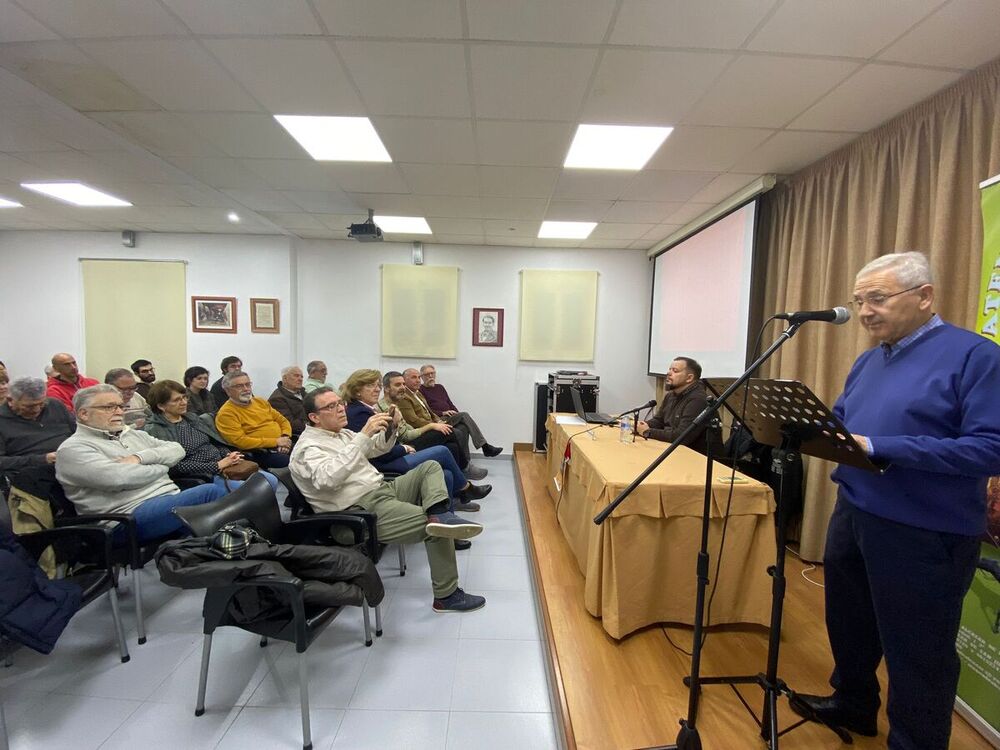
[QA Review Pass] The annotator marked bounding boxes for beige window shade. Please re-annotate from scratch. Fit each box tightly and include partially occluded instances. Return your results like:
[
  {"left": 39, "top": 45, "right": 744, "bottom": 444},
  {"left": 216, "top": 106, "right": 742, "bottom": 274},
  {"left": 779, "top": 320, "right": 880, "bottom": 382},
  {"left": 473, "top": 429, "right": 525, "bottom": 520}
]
[
  {"left": 519, "top": 269, "right": 598, "bottom": 362},
  {"left": 81, "top": 260, "right": 187, "bottom": 382},
  {"left": 381, "top": 264, "right": 459, "bottom": 358}
]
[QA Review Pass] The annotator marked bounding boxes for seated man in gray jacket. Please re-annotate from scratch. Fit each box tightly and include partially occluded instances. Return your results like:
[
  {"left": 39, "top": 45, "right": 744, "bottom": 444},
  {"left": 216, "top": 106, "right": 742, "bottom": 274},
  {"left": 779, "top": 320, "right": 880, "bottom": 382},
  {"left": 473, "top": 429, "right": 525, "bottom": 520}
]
[{"left": 55, "top": 384, "right": 227, "bottom": 542}]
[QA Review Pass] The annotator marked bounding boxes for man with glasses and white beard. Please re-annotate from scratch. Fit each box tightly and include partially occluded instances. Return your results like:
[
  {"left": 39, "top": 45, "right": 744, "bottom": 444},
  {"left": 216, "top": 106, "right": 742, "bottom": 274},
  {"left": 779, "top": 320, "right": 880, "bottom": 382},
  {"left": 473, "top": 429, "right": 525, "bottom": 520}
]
[{"left": 215, "top": 370, "right": 293, "bottom": 469}]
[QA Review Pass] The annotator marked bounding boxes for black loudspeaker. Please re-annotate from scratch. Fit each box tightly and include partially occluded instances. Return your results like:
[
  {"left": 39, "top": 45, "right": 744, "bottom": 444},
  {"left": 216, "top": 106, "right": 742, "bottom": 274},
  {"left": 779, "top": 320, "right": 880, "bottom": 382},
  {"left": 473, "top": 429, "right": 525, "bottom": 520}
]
[{"left": 533, "top": 383, "right": 549, "bottom": 451}]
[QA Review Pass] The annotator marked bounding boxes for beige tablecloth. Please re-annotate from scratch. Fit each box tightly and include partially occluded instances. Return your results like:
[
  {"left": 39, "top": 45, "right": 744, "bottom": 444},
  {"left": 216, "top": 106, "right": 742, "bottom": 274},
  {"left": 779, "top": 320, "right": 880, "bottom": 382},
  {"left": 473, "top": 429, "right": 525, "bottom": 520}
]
[{"left": 546, "top": 414, "right": 776, "bottom": 639}]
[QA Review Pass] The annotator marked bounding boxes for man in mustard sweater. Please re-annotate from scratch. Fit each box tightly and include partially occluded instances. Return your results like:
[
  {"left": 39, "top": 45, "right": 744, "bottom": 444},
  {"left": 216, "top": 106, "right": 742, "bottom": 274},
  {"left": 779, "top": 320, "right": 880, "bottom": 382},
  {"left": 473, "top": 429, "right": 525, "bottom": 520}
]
[{"left": 215, "top": 370, "right": 293, "bottom": 468}]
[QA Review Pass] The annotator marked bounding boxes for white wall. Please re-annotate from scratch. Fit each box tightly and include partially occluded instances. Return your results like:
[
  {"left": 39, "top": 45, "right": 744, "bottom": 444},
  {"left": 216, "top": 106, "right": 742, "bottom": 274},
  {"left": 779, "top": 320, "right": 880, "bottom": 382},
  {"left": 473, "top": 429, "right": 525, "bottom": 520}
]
[
  {"left": 295, "top": 239, "right": 655, "bottom": 448},
  {"left": 0, "top": 231, "right": 293, "bottom": 390}
]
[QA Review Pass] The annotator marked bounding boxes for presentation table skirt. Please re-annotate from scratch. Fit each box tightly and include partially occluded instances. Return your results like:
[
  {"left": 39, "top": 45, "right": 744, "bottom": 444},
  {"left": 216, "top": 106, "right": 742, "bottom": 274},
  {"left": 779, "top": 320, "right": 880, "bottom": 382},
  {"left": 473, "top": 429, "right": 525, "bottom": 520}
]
[{"left": 545, "top": 415, "right": 776, "bottom": 639}]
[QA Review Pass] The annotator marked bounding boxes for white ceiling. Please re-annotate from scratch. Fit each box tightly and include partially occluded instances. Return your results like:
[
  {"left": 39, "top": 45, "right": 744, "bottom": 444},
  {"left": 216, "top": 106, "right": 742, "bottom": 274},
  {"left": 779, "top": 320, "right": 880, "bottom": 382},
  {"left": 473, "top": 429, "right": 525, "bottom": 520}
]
[{"left": 0, "top": 0, "right": 997, "bottom": 249}]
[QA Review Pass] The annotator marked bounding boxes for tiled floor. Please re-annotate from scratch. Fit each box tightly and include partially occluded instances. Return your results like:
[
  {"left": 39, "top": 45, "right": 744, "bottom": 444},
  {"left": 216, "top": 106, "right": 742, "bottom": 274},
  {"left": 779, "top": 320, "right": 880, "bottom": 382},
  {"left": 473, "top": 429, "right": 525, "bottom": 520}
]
[{"left": 1, "top": 456, "right": 559, "bottom": 750}]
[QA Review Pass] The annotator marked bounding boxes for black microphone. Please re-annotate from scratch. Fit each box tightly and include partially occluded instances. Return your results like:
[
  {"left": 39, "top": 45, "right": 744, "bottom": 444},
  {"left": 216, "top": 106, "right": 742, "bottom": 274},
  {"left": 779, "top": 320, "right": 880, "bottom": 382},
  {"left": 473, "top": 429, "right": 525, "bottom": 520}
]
[
  {"left": 619, "top": 399, "right": 657, "bottom": 417},
  {"left": 775, "top": 306, "right": 851, "bottom": 325}
]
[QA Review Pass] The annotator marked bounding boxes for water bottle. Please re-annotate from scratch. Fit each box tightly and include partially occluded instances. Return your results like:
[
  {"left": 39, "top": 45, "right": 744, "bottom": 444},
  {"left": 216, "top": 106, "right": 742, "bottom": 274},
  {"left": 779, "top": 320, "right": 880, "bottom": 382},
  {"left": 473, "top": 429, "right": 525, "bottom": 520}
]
[{"left": 619, "top": 415, "right": 632, "bottom": 443}]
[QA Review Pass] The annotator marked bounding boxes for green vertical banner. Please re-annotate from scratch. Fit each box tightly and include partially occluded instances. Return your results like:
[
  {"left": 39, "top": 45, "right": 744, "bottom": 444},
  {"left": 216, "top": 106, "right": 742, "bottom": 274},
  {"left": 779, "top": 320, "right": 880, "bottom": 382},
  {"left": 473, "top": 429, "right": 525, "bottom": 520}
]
[{"left": 955, "top": 173, "right": 1000, "bottom": 745}]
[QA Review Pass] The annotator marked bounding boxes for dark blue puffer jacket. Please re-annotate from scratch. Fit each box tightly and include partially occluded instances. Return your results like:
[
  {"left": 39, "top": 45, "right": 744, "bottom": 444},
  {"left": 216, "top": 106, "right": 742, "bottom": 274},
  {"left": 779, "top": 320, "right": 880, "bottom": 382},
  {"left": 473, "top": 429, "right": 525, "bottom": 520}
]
[{"left": 0, "top": 526, "right": 81, "bottom": 654}]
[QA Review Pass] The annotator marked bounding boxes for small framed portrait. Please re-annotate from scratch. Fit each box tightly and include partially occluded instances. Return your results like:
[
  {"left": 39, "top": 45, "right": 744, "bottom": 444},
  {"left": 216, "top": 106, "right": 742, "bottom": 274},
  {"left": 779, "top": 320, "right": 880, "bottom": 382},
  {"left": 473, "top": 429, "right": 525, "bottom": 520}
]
[
  {"left": 250, "top": 297, "right": 280, "bottom": 334},
  {"left": 192, "top": 296, "right": 237, "bottom": 334},
  {"left": 472, "top": 307, "right": 504, "bottom": 347}
]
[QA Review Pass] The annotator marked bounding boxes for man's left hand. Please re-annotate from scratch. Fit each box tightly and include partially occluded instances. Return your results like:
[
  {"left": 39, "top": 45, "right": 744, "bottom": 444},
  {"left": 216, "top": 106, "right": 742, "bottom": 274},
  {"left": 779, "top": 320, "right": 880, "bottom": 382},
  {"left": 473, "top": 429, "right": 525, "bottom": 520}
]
[
  {"left": 276, "top": 435, "right": 293, "bottom": 453},
  {"left": 851, "top": 433, "right": 870, "bottom": 453},
  {"left": 442, "top": 410, "right": 457, "bottom": 417},
  {"left": 403, "top": 444, "right": 415, "bottom": 454}
]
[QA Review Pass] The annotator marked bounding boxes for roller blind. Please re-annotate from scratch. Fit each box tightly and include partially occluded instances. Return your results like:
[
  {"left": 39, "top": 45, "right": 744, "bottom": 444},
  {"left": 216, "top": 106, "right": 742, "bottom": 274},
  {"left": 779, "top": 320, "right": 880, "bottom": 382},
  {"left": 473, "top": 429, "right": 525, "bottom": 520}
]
[
  {"left": 519, "top": 269, "right": 598, "bottom": 362},
  {"left": 381, "top": 264, "right": 459, "bottom": 358}
]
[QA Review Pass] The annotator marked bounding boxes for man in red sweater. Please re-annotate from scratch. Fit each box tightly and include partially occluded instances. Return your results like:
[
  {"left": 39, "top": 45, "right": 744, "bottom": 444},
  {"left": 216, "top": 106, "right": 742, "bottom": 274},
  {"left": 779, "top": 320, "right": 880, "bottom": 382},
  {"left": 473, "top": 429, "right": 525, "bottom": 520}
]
[{"left": 45, "top": 353, "right": 98, "bottom": 414}]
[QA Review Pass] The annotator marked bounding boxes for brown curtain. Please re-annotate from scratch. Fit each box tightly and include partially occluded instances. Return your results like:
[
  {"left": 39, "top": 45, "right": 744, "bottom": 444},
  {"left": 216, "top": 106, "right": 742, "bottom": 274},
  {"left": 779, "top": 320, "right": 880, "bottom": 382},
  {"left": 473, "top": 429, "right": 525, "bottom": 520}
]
[{"left": 758, "top": 57, "right": 1000, "bottom": 561}]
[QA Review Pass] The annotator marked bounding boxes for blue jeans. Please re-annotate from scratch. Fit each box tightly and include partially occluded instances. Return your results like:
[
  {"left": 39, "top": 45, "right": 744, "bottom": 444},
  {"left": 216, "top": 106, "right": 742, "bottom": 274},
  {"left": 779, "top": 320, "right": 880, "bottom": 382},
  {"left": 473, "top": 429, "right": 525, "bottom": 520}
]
[
  {"left": 129, "top": 483, "right": 227, "bottom": 542},
  {"left": 214, "top": 472, "right": 279, "bottom": 493},
  {"left": 379, "top": 445, "right": 467, "bottom": 497}
]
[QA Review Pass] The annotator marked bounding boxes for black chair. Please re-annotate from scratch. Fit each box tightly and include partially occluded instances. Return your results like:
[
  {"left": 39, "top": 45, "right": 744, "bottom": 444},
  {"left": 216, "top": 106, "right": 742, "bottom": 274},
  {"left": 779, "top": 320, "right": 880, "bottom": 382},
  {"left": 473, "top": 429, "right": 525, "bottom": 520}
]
[
  {"left": 170, "top": 473, "right": 383, "bottom": 750},
  {"left": 271, "top": 467, "right": 407, "bottom": 577},
  {"left": 4, "top": 523, "right": 131, "bottom": 665}
]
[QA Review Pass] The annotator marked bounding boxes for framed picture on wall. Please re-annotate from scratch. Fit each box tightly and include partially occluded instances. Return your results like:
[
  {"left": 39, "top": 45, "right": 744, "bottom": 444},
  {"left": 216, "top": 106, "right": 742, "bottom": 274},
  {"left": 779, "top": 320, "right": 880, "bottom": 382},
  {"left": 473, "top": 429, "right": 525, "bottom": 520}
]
[
  {"left": 191, "top": 296, "right": 237, "bottom": 334},
  {"left": 472, "top": 307, "right": 504, "bottom": 347},
  {"left": 250, "top": 298, "right": 280, "bottom": 334}
]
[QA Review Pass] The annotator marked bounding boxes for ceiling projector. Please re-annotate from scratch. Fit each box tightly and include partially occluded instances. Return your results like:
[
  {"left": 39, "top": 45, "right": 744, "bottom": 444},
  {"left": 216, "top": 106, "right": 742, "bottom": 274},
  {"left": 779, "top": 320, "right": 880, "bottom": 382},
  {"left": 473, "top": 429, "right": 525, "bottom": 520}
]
[{"left": 348, "top": 209, "right": 383, "bottom": 242}]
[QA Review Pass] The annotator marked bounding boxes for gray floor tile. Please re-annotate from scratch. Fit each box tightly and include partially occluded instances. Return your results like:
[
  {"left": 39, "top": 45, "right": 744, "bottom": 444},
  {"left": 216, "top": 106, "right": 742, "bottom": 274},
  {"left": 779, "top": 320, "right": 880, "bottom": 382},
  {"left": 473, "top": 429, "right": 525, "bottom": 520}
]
[
  {"left": 8, "top": 693, "right": 141, "bottom": 750},
  {"left": 217, "top": 706, "right": 345, "bottom": 750},
  {"left": 446, "top": 711, "right": 558, "bottom": 750},
  {"left": 451, "top": 639, "right": 550, "bottom": 713},
  {"left": 331, "top": 709, "right": 449, "bottom": 750}
]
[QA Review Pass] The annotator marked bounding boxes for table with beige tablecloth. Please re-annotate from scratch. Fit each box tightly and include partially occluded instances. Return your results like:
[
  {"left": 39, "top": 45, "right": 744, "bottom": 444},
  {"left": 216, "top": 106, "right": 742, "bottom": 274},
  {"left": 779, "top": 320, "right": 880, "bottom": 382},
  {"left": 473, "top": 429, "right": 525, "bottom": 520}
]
[{"left": 545, "top": 414, "right": 777, "bottom": 639}]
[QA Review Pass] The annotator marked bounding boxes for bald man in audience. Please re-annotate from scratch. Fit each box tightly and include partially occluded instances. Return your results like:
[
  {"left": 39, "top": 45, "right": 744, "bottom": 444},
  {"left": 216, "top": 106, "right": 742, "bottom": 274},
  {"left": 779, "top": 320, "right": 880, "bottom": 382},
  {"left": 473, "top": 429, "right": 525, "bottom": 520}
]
[{"left": 46, "top": 353, "right": 99, "bottom": 414}]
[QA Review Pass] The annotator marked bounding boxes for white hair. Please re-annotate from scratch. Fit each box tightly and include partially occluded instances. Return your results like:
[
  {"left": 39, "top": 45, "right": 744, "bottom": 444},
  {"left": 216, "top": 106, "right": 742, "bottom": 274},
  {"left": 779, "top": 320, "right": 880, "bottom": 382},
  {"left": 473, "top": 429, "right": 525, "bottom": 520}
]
[
  {"left": 857, "top": 251, "right": 934, "bottom": 287},
  {"left": 10, "top": 377, "right": 46, "bottom": 401},
  {"left": 221, "top": 369, "right": 248, "bottom": 389},
  {"left": 281, "top": 365, "right": 302, "bottom": 377},
  {"left": 74, "top": 383, "right": 119, "bottom": 412}
]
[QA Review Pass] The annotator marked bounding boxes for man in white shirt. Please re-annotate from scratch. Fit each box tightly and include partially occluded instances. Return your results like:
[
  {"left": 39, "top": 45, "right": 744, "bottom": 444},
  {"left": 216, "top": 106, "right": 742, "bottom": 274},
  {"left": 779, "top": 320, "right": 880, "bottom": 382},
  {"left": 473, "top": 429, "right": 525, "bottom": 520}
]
[{"left": 290, "top": 387, "right": 486, "bottom": 613}]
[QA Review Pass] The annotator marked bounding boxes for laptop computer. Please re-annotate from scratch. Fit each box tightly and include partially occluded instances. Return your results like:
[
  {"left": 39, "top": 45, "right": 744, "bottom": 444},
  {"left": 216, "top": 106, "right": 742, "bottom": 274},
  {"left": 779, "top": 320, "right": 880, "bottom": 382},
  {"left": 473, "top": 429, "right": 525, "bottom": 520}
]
[{"left": 570, "top": 385, "right": 615, "bottom": 424}]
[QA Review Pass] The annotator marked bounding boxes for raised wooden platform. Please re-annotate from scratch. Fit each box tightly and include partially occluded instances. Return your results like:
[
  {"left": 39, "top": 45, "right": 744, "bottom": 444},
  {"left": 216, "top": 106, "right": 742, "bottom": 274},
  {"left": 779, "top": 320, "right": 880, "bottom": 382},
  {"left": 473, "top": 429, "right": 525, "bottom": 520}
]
[{"left": 514, "top": 448, "right": 991, "bottom": 750}]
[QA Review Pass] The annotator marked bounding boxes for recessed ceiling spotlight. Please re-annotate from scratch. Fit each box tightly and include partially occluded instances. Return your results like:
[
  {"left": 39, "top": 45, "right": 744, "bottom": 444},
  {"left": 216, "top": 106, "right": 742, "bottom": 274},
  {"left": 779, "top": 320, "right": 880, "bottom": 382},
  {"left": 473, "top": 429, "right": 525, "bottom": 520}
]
[
  {"left": 538, "top": 220, "right": 597, "bottom": 239},
  {"left": 275, "top": 115, "right": 392, "bottom": 162},
  {"left": 20, "top": 182, "right": 132, "bottom": 207},
  {"left": 374, "top": 215, "right": 432, "bottom": 234},
  {"left": 0, "top": 196, "right": 23, "bottom": 208},
  {"left": 227, "top": 211, "right": 240, "bottom": 223},
  {"left": 564, "top": 124, "right": 673, "bottom": 170}
]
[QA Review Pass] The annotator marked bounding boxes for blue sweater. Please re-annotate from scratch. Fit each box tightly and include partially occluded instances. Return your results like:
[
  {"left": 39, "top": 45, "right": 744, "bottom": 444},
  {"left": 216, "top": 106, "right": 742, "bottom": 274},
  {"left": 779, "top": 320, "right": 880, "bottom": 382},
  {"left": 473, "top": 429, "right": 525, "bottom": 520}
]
[{"left": 831, "top": 323, "right": 1000, "bottom": 535}]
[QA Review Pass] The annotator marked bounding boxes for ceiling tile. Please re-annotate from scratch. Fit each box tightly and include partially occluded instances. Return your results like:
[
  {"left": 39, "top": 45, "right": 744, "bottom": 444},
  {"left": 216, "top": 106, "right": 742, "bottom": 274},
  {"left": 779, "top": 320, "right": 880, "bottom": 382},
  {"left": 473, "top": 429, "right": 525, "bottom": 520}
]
[
  {"left": 479, "top": 166, "right": 559, "bottom": 198},
  {"left": 85, "top": 150, "right": 195, "bottom": 184},
  {"left": 471, "top": 44, "right": 598, "bottom": 121},
  {"left": 479, "top": 196, "right": 548, "bottom": 220},
  {"left": 475, "top": 120, "right": 575, "bottom": 167},
  {"left": 161, "top": 0, "right": 322, "bottom": 35},
  {"left": 315, "top": 213, "right": 361, "bottom": 230},
  {"left": 175, "top": 113, "right": 305, "bottom": 159},
  {"left": 337, "top": 41, "right": 471, "bottom": 117},
  {"left": 205, "top": 39, "right": 364, "bottom": 115},
  {"left": 534, "top": 238, "right": 583, "bottom": 248},
  {"left": 688, "top": 173, "right": 764, "bottom": 205},
  {"left": 344, "top": 192, "right": 424, "bottom": 214},
  {"left": 6, "top": 109, "right": 123, "bottom": 151},
  {"left": 313, "top": 0, "right": 464, "bottom": 39},
  {"left": 241, "top": 159, "right": 347, "bottom": 191},
  {"left": 322, "top": 164, "right": 410, "bottom": 193},
  {"left": 281, "top": 190, "right": 359, "bottom": 214},
  {"left": 430, "top": 233, "right": 486, "bottom": 245},
  {"left": 89, "top": 112, "right": 225, "bottom": 157},
  {"left": 0, "top": 111, "right": 71, "bottom": 151},
  {"left": 259, "top": 211, "right": 328, "bottom": 230},
  {"left": 484, "top": 218, "right": 538, "bottom": 237},
  {"left": 590, "top": 222, "right": 656, "bottom": 240},
  {"left": 665, "top": 202, "right": 717, "bottom": 225},
  {"left": 747, "top": 0, "right": 942, "bottom": 58},
  {"left": 399, "top": 164, "right": 480, "bottom": 196},
  {"left": 611, "top": 0, "right": 774, "bottom": 47},
  {"left": 630, "top": 238, "right": 657, "bottom": 250},
  {"left": 685, "top": 55, "right": 860, "bottom": 128},
  {"left": 0, "top": 41, "right": 160, "bottom": 111},
  {"left": 791, "top": 64, "right": 961, "bottom": 133},
  {"left": 0, "top": 1, "right": 60, "bottom": 42},
  {"left": 26, "top": 0, "right": 189, "bottom": 37},
  {"left": 878, "top": 0, "right": 1000, "bottom": 70},
  {"left": 221, "top": 190, "right": 302, "bottom": 212},
  {"left": 623, "top": 171, "right": 718, "bottom": 202},
  {"left": 580, "top": 238, "right": 635, "bottom": 249},
  {"left": 427, "top": 218, "right": 485, "bottom": 235},
  {"left": 78, "top": 39, "right": 260, "bottom": 112},
  {"left": 603, "top": 201, "right": 684, "bottom": 223},
  {"left": 467, "top": 0, "right": 616, "bottom": 43},
  {"left": 552, "top": 171, "right": 636, "bottom": 201},
  {"left": 371, "top": 117, "right": 477, "bottom": 165},
  {"left": 732, "top": 130, "right": 857, "bottom": 174},
  {"left": 164, "top": 157, "right": 270, "bottom": 189},
  {"left": 417, "top": 195, "right": 483, "bottom": 218},
  {"left": 485, "top": 236, "right": 534, "bottom": 247},
  {"left": 545, "top": 199, "right": 613, "bottom": 221},
  {"left": 646, "top": 126, "right": 775, "bottom": 171},
  {"left": 582, "top": 49, "right": 733, "bottom": 125}
]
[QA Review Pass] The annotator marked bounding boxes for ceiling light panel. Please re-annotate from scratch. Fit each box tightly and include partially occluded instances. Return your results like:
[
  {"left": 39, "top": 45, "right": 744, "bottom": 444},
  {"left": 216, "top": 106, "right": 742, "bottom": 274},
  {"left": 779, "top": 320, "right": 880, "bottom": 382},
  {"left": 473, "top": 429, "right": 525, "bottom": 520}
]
[
  {"left": 0, "top": 197, "right": 23, "bottom": 208},
  {"left": 275, "top": 115, "right": 392, "bottom": 162},
  {"left": 374, "top": 215, "right": 432, "bottom": 234},
  {"left": 538, "top": 220, "right": 597, "bottom": 239},
  {"left": 564, "top": 124, "right": 673, "bottom": 170},
  {"left": 20, "top": 182, "right": 132, "bottom": 207}
]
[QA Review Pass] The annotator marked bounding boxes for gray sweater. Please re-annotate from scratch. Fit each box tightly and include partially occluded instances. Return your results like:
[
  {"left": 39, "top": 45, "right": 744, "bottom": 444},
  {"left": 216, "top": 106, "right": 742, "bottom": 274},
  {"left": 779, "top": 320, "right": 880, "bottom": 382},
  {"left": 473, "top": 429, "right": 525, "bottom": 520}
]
[{"left": 55, "top": 423, "right": 184, "bottom": 515}]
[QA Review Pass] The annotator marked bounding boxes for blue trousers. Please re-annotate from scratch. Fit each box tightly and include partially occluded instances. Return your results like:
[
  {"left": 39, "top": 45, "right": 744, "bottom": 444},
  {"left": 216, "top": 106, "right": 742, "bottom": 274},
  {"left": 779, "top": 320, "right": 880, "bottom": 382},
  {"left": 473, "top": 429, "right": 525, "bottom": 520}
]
[
  {"left": 377, "top": 445, "right": 467, "bottom": 498},
  {"left": 129, "top": 482, "right": 228, "bottom": 542},
  {"left": 823, "top": 496, "right": 980, "bottom": 750}
]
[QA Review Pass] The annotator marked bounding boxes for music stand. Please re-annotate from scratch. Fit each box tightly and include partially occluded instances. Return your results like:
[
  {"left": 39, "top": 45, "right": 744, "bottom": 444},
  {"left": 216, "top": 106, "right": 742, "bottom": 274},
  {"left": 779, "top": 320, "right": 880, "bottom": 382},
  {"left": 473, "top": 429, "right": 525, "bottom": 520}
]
[{"left": 695, "top": 377, "right": 884, "bottom": 748}]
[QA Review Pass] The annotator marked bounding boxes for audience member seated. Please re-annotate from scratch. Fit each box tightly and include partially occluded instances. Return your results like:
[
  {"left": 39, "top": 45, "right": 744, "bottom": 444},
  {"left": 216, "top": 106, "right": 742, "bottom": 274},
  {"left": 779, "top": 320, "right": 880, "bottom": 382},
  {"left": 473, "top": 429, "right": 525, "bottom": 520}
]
[
  {"left": 0, "top": 377, "right": 75, "bottom": 498},
  {"left": 636, "top": 356, "right": 719, "bottom": 456},
  {"left": 183, "top": 366, "right": 216, "bottom": 416},
  {"left": 380, "top": 371, "right": 487, "bottom": 480},
  {"left": 209, "top": 355, "right": 242, "bottom": 407},
  {"left": 55, "top": 385, "right": 227, "bottom": 542},
  {"left": 130, "top": 359, "right": 156, "bottom": 399},
  {"left": 144, "top": 380, "right": 278, "bottom": 492},
  {"left": 418, "top": 364, "right": 502, "bottom": 457},
  {"left": 0, "top": 370, "right": 8, "bottom": 401},
  {"left": 46, "top": 353, "right": 98, "bottom": 413},
  {"left": 303, "top": 360, "right": 332, "bottom": 393},
  {"left": 105, "top": 368, "right": 152, "bottom": 429},
  {"left": 342, "top": 369, "right": 490, "bottom": 510},
  {"left": 291, "top": 387, "right": 486, "bottom": 612},
  {"left": 215, "top": 370, "right": 293, "bottom": 469},
  {"left": 268, "top": 366, "right": 307, "bottom": 438}
]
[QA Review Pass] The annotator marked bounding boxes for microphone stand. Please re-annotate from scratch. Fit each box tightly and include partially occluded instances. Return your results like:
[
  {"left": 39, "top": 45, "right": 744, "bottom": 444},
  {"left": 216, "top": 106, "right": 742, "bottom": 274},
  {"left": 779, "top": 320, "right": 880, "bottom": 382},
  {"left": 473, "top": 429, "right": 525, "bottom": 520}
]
[{"left": 593, "top": 321, "right": 808, "bottom": 750}]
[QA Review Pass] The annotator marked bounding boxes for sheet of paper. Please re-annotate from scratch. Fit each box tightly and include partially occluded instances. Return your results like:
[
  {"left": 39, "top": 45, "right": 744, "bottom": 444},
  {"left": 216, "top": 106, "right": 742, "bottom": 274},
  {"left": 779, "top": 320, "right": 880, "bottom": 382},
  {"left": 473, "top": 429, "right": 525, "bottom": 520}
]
[{"left": 555, "top": 415, "right": 586, "bottom": 425}]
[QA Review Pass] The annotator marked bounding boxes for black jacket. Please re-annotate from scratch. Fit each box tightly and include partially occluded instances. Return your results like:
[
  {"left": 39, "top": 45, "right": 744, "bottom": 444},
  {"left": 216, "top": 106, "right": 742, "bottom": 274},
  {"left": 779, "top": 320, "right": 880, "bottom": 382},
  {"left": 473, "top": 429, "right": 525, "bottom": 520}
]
[
  {"left": 0, "top": 526, "right": 81, "bottom": 654},
  {"left": 268, "top": 384, "right": 307, "bottom": 437},
  {"left": 645, "top": 381, "right": 718, "bottom": 455},
  {"left": 155, "top": 537, "right": 384, "bottom": 627}
]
